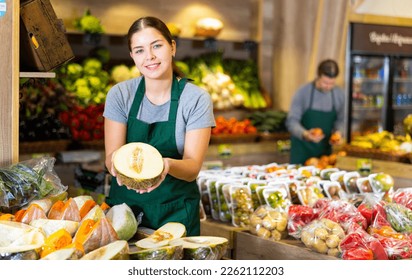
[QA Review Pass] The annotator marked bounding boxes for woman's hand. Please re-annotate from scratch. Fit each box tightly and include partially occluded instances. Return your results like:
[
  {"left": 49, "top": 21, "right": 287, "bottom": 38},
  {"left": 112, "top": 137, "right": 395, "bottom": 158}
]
[
  {"left": 303, "top": 128, "right": 324, "bottom": 143},
  {"left": 134, "top": 158, "right": 170, "bottom": 194}
]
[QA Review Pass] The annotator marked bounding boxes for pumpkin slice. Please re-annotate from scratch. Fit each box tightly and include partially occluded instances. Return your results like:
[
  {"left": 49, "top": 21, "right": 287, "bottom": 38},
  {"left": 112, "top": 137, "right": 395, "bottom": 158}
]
[
  {"left": 113, "top": 142, "right": 164, "bottom": 190},
  {"left": 129, "top": 244, "right": 183, "bottom": 260},
  {"left": 106, "top": 203, "right": 138, "bottom": 241},
  {"left": 170, "top": 236, "right": 228, "bottom": 260},
  {"left": 15, "top": 204, "right": 47, "bottom": 224},
  {"left": 27, "top": 198, "right": 53, "bottom": 214},
  {"left": 81, "top": 240, "right": 129, "bottom": 260},
  {"left": 48, "top": 198, "right": 81, "bottom": 222},
  {"left": 73, "top": 195, "right": 94, "bottom": 210},
  {"left": 74, "top": 217, "right": 119, "bottom": 253},
  {"left": 135, "top": 222, "right": 186, "bottom": 249},
  {"left": 40, "top": 228, "right": 73, "bottom": 258},
  {"left": 30, "top": 218, "right": 79, "bottom": 237},
  {"left": 81, "top": 204, "right": 105, "bottom": 222}
]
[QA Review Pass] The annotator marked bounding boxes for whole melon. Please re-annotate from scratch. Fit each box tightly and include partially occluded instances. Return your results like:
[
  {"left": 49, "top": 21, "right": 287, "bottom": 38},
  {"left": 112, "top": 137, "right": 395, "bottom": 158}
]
[{"left": 113, "top": 142, "right": 164, "bottom": 190}]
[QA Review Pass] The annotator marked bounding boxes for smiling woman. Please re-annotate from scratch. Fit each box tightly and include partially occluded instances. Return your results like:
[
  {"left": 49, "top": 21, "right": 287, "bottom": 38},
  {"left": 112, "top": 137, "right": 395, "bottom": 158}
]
[{"left": 103, "top": 16, "right": 216, "bottom": 236}]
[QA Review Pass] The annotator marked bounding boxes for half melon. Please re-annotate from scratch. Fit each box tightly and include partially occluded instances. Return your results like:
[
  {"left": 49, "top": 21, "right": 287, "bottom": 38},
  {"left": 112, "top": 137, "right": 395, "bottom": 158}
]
[
  {"left": 113, "top": 142, "right": 164, "bottom": 190},
  {"left": 135, "top": 222, "right": 186, "bottom": 249},
  {"left": 129, "top": 244, "right": 183, "bottom": 260}
]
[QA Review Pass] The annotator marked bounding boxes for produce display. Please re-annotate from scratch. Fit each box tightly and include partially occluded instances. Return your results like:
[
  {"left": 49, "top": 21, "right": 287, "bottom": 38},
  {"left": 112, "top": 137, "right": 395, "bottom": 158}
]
[
  {"left": 176, "top": 51, "right": 268, "bottom": 110},
  {"left": 197, "top": 162, "right": 412, "bottom": 260}
]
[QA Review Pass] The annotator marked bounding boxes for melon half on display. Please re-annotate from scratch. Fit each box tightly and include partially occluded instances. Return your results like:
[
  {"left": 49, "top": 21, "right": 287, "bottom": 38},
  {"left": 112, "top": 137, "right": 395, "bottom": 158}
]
[{"left": 113, "top": 142, "right": 164, "bottom": 190}]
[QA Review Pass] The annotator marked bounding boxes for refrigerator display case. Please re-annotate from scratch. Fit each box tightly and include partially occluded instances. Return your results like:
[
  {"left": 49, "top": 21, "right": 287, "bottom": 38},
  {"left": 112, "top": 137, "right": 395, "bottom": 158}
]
[{"left": 346, "top": 23, "right": 412, "bottom": 142}]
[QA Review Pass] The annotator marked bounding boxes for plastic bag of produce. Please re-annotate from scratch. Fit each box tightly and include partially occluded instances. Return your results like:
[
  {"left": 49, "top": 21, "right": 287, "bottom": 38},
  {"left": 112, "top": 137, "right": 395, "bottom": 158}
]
[
  {"left": 339, "top": 226, "right": 388, "bottom": 260},
  {"left": 287, "top": 204, "right": 318, "bottom": 239},
  {"left": 230, "top": 184, "right": 254, "bottom": 228},
  {"left": 300, "top": 218, "right": 345, "bottom": 257},
  {"left": 249, "top": 205, "right": 288, "bottom": 241},
  {"left": 0, "top": 156, "right": 67, "bottom": 213},
  {"left": 384, "top": 203, "right": 412, "bottom": 233},
  {"left": 391, "top": 188, "right": 412, "bottom": 211}
]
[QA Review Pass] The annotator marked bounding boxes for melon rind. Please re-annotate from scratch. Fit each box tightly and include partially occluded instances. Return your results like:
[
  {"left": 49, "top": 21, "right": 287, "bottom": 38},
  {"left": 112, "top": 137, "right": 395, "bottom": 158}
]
[
  {"left": 40, "top": 247, "right": 81, "bottom": 260},
  {"left": 170, "top": 236, "right": 228, "bottom": 260},
  {"left": 129, "top": 244, "right": 184, "bottom": 260},
  {"left": 113, "top": 142, "right": 164, "bottom": 190},
  {"left": 106, "top": 203, "right": 138, "bottom": 241},
  {"left": 80, "top": 240, "right": 129, "bottom": 260}
]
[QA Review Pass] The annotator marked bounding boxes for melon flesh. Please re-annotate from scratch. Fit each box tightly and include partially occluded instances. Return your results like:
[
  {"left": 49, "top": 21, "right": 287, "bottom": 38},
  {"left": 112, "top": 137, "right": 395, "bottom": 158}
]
[
  {"left": 113, "top": 142, "right": 164, "bottom": 190},
  {"left": 135, "top": 222, "right": 186, "bottom": 249}
]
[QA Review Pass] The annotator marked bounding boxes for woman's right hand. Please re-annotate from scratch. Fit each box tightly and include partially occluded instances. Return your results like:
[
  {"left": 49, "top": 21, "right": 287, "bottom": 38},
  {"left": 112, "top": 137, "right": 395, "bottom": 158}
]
[{"left": 303, "top": 128, "right": 324, "bottom": 143}]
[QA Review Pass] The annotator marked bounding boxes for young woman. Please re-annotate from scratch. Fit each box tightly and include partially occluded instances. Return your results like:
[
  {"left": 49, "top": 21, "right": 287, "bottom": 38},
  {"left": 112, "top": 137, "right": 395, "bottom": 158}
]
[{"left": 103, "top": 16, "right": 215, "bottom": 236}]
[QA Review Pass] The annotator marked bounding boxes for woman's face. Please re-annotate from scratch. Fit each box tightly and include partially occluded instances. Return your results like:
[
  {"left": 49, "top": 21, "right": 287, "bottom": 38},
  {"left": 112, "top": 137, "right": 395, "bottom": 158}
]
[{"left": 129, "top": 27, "right": 175, "bottom": 80}]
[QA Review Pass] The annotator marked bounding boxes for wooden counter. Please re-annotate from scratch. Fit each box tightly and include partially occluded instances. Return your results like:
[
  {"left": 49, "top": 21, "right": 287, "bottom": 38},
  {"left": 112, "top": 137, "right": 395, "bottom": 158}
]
[{"left": 233, "top": 231, "right": 338, "bottom": 260}]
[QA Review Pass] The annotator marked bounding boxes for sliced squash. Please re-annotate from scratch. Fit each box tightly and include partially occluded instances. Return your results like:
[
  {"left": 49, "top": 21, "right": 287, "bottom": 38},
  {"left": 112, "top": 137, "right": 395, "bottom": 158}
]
[
  {"left": 40, "top": 228, "right": 73, "bottom": 258},
  {"left": 73, "top": 217, "right": 119, "bottom": 253},
  {"left": 135, "top": 222, "right": 186, "bottom": 249},
  {"left": 81, "top": 240, "right": 129, "bottom": 260},
  {"left": 15, "top": 204, "right": 47, "bottom": 224},
  {"left": 0, "top": 221, "right": 45, "bottom": 260},
  {"left": 27, "top": 198, "right": 53, "bottom": 214},
  {"left": 30, "top": 218, "right": 79, "bottom": 237},
  {"left": 48, "top": 198, "right": 81, "bottom": 222},
  {"left": 40, "top": 247, "right": 80, "bottom": 260},
  {"left": 170, "top": 236, "right": 228, "bottom": 260},
  {"left": 113, "top": 142, "right": 164, "bottom": 190},
  {"left": 106, "top": 203, "right": 138, "bottom": 241},
  {"left": 73, "top": 195, "right": 94, "bottom": 210},
  {"left": 81, "top": 205, "right": 105, "bottom": 222}
]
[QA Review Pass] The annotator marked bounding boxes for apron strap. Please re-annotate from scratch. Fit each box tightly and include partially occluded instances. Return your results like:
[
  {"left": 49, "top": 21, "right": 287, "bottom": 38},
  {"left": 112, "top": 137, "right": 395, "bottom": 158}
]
[
  {"left": 168, "top": 76, "right": 187, "bottom": 121},
  {"left": 310, "top": 81, "right": 335, "bottom": 111}
]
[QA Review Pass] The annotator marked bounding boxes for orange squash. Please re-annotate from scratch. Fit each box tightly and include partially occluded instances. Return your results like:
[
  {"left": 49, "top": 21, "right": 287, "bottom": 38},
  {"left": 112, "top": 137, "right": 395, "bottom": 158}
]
[
  {"left": 74, "top": 217, "right": 119, "bottom": 253},
  {"left": 79, "top": 200, "right": 97, "bottom": 220},
  {"left": 15, "top": 204, "right": 47, "bottom": 224},
  {"left": 41, "top": 228, "right": 73, "bottom": 258},
  {"left": 48, "top": 198, "right": 81, "bottom": 222},
  {"left": 0, "top": 213, "right": 15, "bottom": 221}
]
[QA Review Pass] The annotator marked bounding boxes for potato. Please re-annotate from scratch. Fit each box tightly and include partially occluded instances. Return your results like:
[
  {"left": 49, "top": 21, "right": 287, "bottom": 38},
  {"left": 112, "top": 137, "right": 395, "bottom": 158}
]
[
  {"left": 331, "top": 225, "right": 345, "bottom": 239},
  {"left": 276, "top": 218, "right": 287, "bottom": 232},
  {"left": 325, "top": 234, "right": 340, "bottom": 248},
  {"left": 301, "top": 231, "right": 314, "bottom": 247},
  {"left": 312, "top": 239, "right": 328, "bottom": 254},
  {"left": 271, "top": 229, "right": 282, "bottom": 241},
  {"left": 249, "top": 214, "right": 262, "bottom": 228},
  {"left": 262, "top": 215, "right": 277, "bottom": 230},
  {"left": 327, "top": 248, "right": 341, "bottom": 257},
  {"left": 256, "top": 226, "right": 271, "bottom": 239},
  {"left": 314, "top": 228, "right": 328, "bottom": 240}
]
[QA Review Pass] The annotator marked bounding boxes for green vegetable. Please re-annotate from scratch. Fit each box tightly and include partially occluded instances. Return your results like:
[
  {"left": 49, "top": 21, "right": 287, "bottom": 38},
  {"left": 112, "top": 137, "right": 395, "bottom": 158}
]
[{"left": 385, "top": 203, "right": 412, "bottom": 233}]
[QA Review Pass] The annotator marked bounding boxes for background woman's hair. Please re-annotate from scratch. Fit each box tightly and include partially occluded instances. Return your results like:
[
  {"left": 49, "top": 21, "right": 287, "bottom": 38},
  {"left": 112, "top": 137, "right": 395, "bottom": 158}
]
[
  {"left": 127, "top": 16, "right": 173, "bottom": 52},
  {"left": 317, "top": 59, "right": 339, "bottom": 78}
]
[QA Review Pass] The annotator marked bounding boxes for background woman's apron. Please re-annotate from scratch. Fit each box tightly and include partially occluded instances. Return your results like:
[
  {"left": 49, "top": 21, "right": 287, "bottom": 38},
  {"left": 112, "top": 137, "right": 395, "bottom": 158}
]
[
  {"left": 106, "top": 76, "right": 200, "bottom": 236},
  {"left": 290, "top": 83, "right": 337, "bottom": 164}
]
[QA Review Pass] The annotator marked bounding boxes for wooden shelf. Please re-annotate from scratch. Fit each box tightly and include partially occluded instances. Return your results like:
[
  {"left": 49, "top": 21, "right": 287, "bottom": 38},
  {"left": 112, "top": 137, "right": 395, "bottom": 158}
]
[{"left": 19, "top": 72, "right": 56, "bottom": 78}]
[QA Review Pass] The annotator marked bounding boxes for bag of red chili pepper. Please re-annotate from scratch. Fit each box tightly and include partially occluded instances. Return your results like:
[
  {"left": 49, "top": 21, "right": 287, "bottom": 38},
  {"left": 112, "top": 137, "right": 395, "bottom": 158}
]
[{"left": 287, "top": 204, "right": 318, "bottom": 239}]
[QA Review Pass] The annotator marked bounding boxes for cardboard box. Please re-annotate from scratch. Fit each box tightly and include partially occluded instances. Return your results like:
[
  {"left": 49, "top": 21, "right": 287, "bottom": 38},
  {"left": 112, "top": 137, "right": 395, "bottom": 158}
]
[{"left": 20, "top": 0, "right": 74, "bottom": 71}]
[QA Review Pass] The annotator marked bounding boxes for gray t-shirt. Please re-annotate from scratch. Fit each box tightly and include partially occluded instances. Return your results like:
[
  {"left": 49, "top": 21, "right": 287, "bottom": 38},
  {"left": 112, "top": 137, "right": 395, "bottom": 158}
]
[
  {"left": 286, "top": 82, "right": 345, "bottom": 140},
  {"left": 103, "top": 76, "right": 216, "bottom": 155}
]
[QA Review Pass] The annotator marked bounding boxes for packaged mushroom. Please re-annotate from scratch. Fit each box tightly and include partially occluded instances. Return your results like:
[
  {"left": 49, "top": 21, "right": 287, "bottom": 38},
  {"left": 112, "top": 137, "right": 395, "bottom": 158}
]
[
  {"left": 249, "top": 205, "right": 288, "bottom": 241},
  {"left": 300, "top": 218, "right": 345, "bottom": 257},
  {"left": 323, "top": 181, "right": 347, "bottom": 201}
]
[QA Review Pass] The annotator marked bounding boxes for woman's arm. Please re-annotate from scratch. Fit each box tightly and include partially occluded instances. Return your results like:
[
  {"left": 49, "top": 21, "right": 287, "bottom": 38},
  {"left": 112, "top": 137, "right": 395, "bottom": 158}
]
[
  {"left": 167, "top": 127, "right": 211, "bottom": 182},
  {"left": 104, "top": 118, "right": 127, "bottom": 175}
]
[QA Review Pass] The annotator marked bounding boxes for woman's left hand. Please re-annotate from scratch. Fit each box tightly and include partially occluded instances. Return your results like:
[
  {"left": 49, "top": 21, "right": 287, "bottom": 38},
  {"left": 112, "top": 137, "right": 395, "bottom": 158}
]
[{"left": 135, "top": 158, "right": 170, "bottom": 194}]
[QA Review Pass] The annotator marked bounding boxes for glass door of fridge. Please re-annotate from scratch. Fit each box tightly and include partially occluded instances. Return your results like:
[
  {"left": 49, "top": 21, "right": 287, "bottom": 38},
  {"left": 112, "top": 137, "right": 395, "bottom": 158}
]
[
  {"left": 392, "top": 58, "right": 412, "bottom": 135},
  {"left": 349, "top": 55, "right": 389, "bottom": 140}
]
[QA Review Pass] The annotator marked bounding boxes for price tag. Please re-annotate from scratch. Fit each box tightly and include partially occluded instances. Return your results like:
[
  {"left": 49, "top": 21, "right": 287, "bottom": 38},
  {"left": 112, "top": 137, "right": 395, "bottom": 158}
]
[
  {"left": 357, "top": 158, "right": 372, "bottom": 176},
  {"left": 0, "top": 0, "right": 6, "bottom": 18}
]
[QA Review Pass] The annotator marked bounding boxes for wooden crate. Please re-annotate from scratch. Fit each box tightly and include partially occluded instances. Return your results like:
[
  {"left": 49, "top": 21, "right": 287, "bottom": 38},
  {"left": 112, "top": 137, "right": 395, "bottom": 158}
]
[
  {"left": 200, "top": 219, "right": 247, "bottom": 259},
  {"left": 233, "top": 231, "right": 338, "bottom": 260},
  {"left": 20, "top": 0, "right": 74, "bottom": 71}
]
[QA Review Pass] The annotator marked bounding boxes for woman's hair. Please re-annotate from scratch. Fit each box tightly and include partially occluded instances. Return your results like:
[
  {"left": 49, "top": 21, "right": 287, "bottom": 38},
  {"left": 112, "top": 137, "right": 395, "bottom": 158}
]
[
  {"left": 317, "top": 59, "right": 339, "bottom": 78},
  {"left": 127, "top": 16, "right": 173, "bottom": 52}
]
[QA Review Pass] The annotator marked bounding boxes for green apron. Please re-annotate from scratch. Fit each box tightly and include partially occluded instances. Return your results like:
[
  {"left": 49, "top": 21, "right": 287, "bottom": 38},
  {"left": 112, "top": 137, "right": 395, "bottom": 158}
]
[
  {"left": 290, "top": 82, "right": 337, "bottom": 164},
  {"left": 106, "top": 75, "right": 200, "bottom": 236}
]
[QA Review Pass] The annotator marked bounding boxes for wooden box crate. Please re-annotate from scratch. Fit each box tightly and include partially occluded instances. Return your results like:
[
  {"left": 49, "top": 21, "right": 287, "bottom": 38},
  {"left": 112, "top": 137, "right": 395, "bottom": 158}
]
[{"left": 20, "top": 0, "right": 74, "bottom": 71}]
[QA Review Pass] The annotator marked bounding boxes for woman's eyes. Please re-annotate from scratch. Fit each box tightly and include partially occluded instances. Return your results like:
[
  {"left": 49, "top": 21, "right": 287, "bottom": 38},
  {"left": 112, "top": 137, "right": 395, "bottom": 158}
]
[{"left": 134, "top": 44, "right": 162, "bottom": 55}]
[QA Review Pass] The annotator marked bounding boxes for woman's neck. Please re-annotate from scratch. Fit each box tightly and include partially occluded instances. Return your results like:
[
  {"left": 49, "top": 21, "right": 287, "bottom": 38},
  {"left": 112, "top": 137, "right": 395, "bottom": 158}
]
[{"left": 145, "top": 75, "right": 173, "bottom": 105}]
